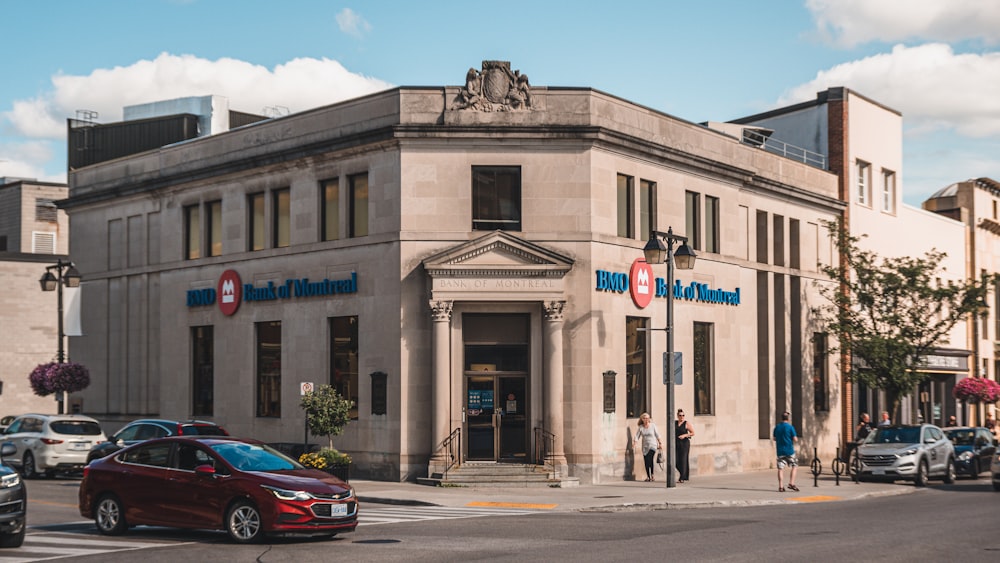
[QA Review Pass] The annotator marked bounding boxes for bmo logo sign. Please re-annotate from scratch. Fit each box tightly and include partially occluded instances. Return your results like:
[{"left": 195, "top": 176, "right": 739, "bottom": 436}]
[
  {"left": 628, "top": 259, "right": 654, "bottom": 309},
  {"left": 217, "top": 270, "right": 242, "bottom": 316}
]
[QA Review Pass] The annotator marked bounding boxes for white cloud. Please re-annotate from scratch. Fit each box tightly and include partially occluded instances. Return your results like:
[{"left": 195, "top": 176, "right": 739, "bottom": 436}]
[
  {"left": 336, "top": 8, "right": 372, "bottom": 38},
  {"left": 807, "top": 0, "right": 1000, "bottom": 47},
  {"left": 0, "top": 140, "right": 60, "bottom": 182},
  {"left": 778, "top": 44, "right": 1000, "bottom": 137}
]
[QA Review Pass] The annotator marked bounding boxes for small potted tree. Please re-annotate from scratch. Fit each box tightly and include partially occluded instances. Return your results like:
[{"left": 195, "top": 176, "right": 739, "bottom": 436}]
[{"left": 298, "top": 384, "right": 353, "bottom": 481}]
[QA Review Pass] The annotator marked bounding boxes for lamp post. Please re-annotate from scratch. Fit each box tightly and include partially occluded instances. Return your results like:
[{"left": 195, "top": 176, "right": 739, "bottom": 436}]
[
  {"left": 39, "top": 259, "right": 82, "bottom": 414},
  {"left": 643, "top": 227, "right": 696, "bottom": 488}
]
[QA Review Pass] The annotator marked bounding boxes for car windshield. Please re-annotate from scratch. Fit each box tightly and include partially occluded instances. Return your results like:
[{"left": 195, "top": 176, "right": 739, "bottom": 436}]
[
  {"left": 866, "top": 427, "right": 920, "bottom": 444},
  {"left": 50, "top": 421, "right": 103, "bottom": 435},
  {"left": 211, "top": 442, "right": 303, "bottom": 472},
  {"left": 945, "top": 429, "right": 976, "bottom": 446}
]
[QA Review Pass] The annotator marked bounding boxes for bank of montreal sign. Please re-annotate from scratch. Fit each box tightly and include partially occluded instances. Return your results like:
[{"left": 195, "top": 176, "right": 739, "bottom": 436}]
[
  {"left": 595, "top": 259, "right": 740, "bottom": 309},
  {"left": 186, "top": 269, "right": 358, "bottom": 316}
]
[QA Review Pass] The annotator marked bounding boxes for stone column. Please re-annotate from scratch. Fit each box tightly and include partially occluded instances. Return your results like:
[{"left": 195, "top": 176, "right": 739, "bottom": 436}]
[
  {"left": 543, "top": 300, "right": 568, "bottom": 472},
  {"left": 429, "top": 300, "right": 453, "bottom": 473}
]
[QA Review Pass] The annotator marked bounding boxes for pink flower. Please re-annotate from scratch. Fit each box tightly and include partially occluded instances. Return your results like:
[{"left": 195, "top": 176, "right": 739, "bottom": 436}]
[{"left": 953, "top": 377, "right": 1000, "bottom": 404}]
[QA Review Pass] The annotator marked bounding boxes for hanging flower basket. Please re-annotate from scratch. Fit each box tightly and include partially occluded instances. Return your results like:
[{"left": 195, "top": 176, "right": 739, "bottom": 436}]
[
  {"left": 28, "top": 362, "right": 91, "bottom": 397},
  {"left": 953, "top": 377, "right": 1000, "bottom": 404}
]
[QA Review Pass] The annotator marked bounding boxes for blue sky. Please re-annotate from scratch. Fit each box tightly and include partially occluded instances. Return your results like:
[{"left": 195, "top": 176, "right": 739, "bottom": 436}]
[{"left": 2, "top": 0, "right": 998, "bottom": 205}]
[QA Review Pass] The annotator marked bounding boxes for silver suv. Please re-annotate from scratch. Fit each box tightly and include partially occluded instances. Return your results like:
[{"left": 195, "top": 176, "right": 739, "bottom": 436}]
[
  {"left": 857, "top": 424, "right": 955, "bottom": 486},
  {"left": 2, "top": 414, "right": 106, "bottom": 478}
]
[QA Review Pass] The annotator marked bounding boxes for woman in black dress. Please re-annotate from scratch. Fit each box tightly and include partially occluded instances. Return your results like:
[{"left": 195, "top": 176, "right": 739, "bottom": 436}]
[{"left": 675, "top": 409, "right": 694, "bottom": 482}]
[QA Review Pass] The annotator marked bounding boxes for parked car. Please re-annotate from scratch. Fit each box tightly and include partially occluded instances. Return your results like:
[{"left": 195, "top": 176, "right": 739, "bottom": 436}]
[
  {"left": 86, "top": 419, "right": 228, "bottom": 464},
  {"left": 0, "top": 442, "right": 26, "bottom": 547},
  {"left": 79, "top": 436, "right": 358, "bottom": 543},
  {"left": 944, "top": 426, "right": 997, "bottom": 478},
  {"left": 992, "top": 446, "right": 1000, "bottom": 491},
  {"left": 0, "top": 417, "right": 16, "bottom": 434},
  {"left": 856, "top": 424, "right": 955, "bottom": 486},
  {"left": 2, "top": 414, "right": 106, "bottom": 478}
]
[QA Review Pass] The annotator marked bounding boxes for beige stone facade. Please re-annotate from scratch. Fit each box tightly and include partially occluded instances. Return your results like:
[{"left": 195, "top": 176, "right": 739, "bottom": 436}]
[{"left": 64, "top": 74, "right": 845, "bottom": 482}]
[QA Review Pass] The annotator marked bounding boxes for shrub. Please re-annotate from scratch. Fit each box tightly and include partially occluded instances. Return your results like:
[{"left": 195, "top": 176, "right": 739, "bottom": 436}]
[{"left": 299, "top": 448, "right": 352, "bottom": 469}]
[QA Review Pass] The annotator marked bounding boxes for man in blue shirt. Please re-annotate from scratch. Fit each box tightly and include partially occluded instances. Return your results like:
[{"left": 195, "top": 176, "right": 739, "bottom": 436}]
[{"left": 773, "top": 411, "right": 799, "bottom": 492}]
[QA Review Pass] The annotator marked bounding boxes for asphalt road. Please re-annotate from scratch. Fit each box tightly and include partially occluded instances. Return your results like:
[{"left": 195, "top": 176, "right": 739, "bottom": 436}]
[{"left": 13, "top": 475, "right": 1000, "bottom": 562}]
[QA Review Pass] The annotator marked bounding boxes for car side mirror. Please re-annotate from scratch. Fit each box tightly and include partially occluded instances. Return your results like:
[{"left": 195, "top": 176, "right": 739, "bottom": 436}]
[
  {"left": 194, "top": 464, "right": 216, "bottom": 476},
  {"left": 116, "top": 439, "right": 125, "bottom": 447},
  {"left": 925, "top": 437, "right": 936, "bottom": 444},
  {"left": 0, "top": 442, "right": 14, "bottom": 458}
]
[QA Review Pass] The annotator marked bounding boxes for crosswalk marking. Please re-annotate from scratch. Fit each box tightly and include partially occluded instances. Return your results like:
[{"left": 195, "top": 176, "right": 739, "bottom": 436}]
[
  {"left": 360, "top": 505, "right": 540, "bottom": 526},
  {"left": 0, "top": 531, "right": 180, "bottom": 563}
]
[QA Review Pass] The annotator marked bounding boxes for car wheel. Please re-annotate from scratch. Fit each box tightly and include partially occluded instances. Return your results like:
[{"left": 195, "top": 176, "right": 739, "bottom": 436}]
[
  {"left": 21, "top": 452, "right": 37, "bottom": 479},
  {"left": 943, "top": 458, "right": 956, "bottom": 484},
  {"left": 226, "top": 500, "right": 263, "bottom": 543},
  {"left": 0, "top": 519, "right": 25, "bottom": 548},
  {"left": 914, "top": 459, "right": 929, "bottom": 487},
  {"left": 95, "top": 495, "right": 128, "bottom": 535},
  {"left": 993, "top": 480, "right": 1000, "bottom": 492}
]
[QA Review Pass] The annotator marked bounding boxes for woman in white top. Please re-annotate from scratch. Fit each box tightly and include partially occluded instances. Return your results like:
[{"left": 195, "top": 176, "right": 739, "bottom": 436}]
[{"left": 633, "top": 412, "right": 663, "bottom": 482}]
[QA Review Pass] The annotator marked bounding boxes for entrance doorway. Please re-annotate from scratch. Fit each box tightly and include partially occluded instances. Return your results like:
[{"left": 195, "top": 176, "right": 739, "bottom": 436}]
[{"left": 463, "top": 314, "right": 530, "bottom": 462}]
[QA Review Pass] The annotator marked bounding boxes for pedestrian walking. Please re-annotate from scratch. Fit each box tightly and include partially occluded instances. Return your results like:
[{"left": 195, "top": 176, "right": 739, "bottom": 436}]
[
  {"left": 675, "top": 409, "right": 694, "bottom": 483},
  {"left": 773, "top": 411, "right": 799, "bottom": 492},
  {"left": 633, "top": 412, "right": 662, "bottom": 482}
]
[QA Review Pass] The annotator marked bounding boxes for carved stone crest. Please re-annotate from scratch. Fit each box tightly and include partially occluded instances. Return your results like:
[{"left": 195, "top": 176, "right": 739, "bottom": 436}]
[{"left": 452, "top": 60, "right": 532, "bottom": 112}]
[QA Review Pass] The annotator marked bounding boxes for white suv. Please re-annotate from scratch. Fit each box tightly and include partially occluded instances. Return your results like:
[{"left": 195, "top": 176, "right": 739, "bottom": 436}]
[
  {"left": 2, "top": 414, "right": 106, "bottom": 478},
  {"left": 857, "top": 424, "right": 955, "bottom": 486}
]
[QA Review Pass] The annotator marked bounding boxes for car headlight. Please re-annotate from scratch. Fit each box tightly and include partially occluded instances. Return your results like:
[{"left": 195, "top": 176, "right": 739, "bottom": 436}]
[
  {"left": 958, "top": 451, "right": 973, "bottom": 461},
  {"left": 262, "top": 485, "right": 314, "bottom": 501},
  {"left": 0, "top": 473, "right": 21, "bottom": 489},
  {"left": 900, "top": 448, "right": 918, "bottom": 456}
]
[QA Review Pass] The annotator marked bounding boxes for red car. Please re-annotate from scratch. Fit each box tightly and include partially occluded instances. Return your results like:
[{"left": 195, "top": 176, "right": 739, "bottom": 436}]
[{"left": 79, "top": 436, "right": 357, "bottom": 543}]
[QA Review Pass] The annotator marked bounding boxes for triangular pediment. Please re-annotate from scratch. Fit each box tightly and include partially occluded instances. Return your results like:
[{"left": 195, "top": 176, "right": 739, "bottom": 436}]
[{"left": 423, "top": 230, "right": 574, "bottom": 278}]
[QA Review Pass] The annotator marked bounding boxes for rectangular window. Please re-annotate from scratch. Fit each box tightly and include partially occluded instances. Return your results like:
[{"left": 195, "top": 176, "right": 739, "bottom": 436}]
[
  {"left": 755, "top": 210, "right": 768, "bottom": 264},
  {"left": 331, "top": 316, "right": 360, "bottom": 420},
  {"left": 857, "top": 161, "right": 871, "bottom": 206},
  {"left": 813, "top": 333, "right": 828, "bottom": 412},
  {"left": 321, "top": 178, "right": 340, "bottom": 241},
  {"left": 705, "top": 195, "right": 719, "bottom": 253},
  {"left": 184, "top": 204, "right": 201, "bottom": 260},
  {"left": 256, "top": 321, "right": 282, "bottom": 418},
  {"left": 625, "top": 317, "right": 649, "bottom": 418},
  {"left": 789, "top": 219, "right": 801, "bottom": 269},
  {"left": 982, "top": 269, "right": 990, "bottom": 339},
  {"left": 639, "top": 179, "right": 656, "bottom": 241},
  {"left": 994, "top": 276, "right": 1000, "bottom": 339},
  {"left": 349, "top": 173, "right": 368, "bottom": 238},
  {"left": 693, "top": 322, "right": 714, "bottom": 415},
  {"left": 685, "top": 191, "right": 701, "bottom": 250},
  {"left": 473, "top": 166, "right": 521, "bottom": 231},
  {"left": 273, "top": 188, "right": 290, "bottom": 248},
  {"left": 248, "top": 193, "right": 265, "bottom": 251},
  {"left": 206, "top": 200, "right": 222, "bottom": 257},
  {"left": 881, "top": 170, "right": 896, "bottom": 214},
  {"left": 773, "top": 215, "right": 785, "bottom": 267},
  {"left": 617, "top": 174, "right": 634, "bottom": 238},
  {"left": 192, "top": 326, "right": 214, "bottom": 416}
]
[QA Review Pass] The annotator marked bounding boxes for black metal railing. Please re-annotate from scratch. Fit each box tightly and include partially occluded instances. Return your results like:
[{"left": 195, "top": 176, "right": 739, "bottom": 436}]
[
  {"left": 533, "top": 427, "right": 557, "bottom": 479},
  {"left": 440, "top": 428, "right": 461, "bottom": 480}
]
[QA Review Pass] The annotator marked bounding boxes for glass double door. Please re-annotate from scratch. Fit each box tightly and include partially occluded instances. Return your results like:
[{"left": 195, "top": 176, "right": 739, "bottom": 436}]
[{"left": 466, "top": 375, "right": 527, "bottom": 462}]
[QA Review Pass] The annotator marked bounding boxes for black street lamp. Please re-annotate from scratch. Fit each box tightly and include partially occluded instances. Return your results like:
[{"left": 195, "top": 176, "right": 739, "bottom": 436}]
[
  {"left": 643, "top": 227, "right": 696, "bottom": 488},
  {"left": 39, "top": 259, "right": 81, "bottom": 413}
]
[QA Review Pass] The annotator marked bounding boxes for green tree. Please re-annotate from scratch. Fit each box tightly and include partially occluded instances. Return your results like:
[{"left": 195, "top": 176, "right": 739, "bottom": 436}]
[
  {"left": 816, "top": 219, "right": 990, "bottom": 422},
  {"left": 299, "top": 384, "right": 353, "bottom": 450}
]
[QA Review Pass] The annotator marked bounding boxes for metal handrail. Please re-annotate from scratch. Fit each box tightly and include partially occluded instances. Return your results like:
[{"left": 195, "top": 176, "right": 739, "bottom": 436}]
[
  {"left": 440, "top": 428, "right": 461, "bottom": 480},
  {"left": 533, "top": 427, "right": 558, "bottom": 480},
  {"left": 742, "top": 129, "right": 827, "bottom": 169}
]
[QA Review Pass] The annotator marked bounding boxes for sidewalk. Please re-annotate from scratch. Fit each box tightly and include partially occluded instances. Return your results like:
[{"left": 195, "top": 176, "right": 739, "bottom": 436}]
[{"left": 351, "top": 470, "right": 914, "bottom": 512}]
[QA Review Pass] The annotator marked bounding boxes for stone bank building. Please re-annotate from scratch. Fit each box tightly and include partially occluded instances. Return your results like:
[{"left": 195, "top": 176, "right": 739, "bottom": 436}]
[{"left": 64, "top": 62, "right": 844, "bottom": 482}]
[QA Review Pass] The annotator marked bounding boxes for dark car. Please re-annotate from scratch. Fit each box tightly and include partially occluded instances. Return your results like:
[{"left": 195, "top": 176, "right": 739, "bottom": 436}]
[
  {"left": 0, "top": 442, "right": 26, "bottom": 547},
  {"left": 944, "top": 426, "right": 997, "bottom": 478},
  {"left": 79, "top": 436, "right": 358, "bottom": 543},
  {"left": 86, "top": 419, "right": 228, "bottom": 464}
]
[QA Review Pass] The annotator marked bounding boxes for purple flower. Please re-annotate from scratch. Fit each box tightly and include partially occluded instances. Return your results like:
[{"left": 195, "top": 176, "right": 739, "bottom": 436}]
[
  {"left": 27, "top": 362, "right": 91, "bottom": 397},
  {"left": 29, "top": 363, "right": 55, "bottom": 396}
]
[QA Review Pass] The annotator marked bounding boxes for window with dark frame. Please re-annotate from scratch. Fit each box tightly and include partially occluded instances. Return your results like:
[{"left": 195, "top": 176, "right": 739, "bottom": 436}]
[
  {"left": 370, "top": 371, "right": 387, "bottom": 416},
  {"left": 184, "top": 204, "right": 201, "bottom": 260},
  {"left": 625, "top": 317, "right": 649, "bottom": 418},
  {"left": 685, "top": 191, "right": 701, "bottom": 250},
  {"left": 255, "top": 321, "right": 282, "bottom": 418},
  {"left": 248, "top": 193, "right": 265, "bottom": 251},
  {"left": 617, "top": 174, "right": 634, "bottom": 238},
  {"left": 207, "top": 200, "right": 222, "bottom": 257},
  {"left": 321, "top": 178, "right": 340, "bottom": 241},
  {"left": 693, "top": 322, "right": 714, "bottom": 415},
  {"left": 192, "top": 326, "right": 214, "bottom": 416},
  {"left": 639, "top": 179, "right": 656, "bottom": 241},
  {"left": 472, "top": 166, "right": 521, "bottom": 231},
  {"left": 349, "top": 173, "right": 368, "bottom": 238},
  {"left": 331, "top": 316, "right": 359, "bottom": 420},
  {"left": 813, "top": 333, "right": 829, "bottom": 412},
  {"left": 273, "top": 188, "right": 290, "bottom": 248},
  {"left": 705, "top": 195, "right": 719, "bottom": 253}
]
